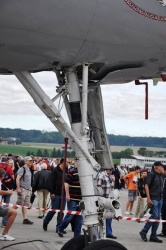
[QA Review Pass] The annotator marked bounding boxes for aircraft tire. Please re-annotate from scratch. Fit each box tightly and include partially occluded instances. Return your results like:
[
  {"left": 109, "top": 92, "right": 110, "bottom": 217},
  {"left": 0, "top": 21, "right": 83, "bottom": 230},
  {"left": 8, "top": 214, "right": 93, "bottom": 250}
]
[
  {"left": 61, "top": 235, "right": 88, "bottom": 250},
  {"left": 82, "top": 239, "right": 128, "bottom": 250}
]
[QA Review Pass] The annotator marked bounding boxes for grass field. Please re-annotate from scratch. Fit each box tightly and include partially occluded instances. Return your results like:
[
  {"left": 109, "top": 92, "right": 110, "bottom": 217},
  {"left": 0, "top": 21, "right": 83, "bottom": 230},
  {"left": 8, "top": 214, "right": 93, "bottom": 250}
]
[
  {"left": 0, "top": 144, "right": 53, "bottom": 156},
  {"left": 1, "top": 143, "right": 165, "bottom": 162},
  {"left": 22, "top": 142, "right": 62, "bottom": 149},
  {"left": 110, "top": 145, "right": 166, "bottom": 155}
]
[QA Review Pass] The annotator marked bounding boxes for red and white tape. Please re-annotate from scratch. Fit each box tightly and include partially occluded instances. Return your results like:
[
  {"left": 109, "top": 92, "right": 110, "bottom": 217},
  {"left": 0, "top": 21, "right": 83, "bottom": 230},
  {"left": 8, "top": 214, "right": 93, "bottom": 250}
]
[
  {"left": 1, "top": 202, "right": 166, "bottom": 222},
  {"left": 0, "top": 202, "right": 81, "bottom": 215},
  {"left": 119, "top": 216, "right": 166, "bottom": 223}
]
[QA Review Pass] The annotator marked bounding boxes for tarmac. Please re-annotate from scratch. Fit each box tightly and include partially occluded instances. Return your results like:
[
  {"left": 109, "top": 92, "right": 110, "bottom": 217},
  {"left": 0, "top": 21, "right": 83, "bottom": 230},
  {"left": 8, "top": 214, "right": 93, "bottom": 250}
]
[{"left": 0, "top": 190, "right": 166, "bottom": 250}]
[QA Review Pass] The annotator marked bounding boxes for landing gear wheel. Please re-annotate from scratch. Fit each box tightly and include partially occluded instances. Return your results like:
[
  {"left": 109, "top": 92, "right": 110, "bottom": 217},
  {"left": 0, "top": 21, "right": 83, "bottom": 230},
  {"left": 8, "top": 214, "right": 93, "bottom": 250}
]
[
  {"left": 82, "top": 239, "right": 128, "bottom": 250},
  {"left": 61, "top": 235, "right": 88, "bottom": 250}
]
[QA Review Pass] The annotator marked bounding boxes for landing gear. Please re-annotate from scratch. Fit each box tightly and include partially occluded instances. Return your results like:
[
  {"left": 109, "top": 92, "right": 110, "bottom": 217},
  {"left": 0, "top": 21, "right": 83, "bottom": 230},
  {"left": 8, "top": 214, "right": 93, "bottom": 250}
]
[{"left": 14, "top": 64, "right": 127, "bottom": 249}]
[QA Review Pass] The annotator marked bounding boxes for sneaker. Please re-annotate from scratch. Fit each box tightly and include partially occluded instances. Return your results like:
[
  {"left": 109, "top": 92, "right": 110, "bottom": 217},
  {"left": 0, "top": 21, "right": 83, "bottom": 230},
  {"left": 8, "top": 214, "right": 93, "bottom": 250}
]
[
  {"left": 125, "top": 211, "right": 130, "bottom": 215},
  {"left": 0, "top": 234, "right": 15, "bottom": 241},
  {"left": 23, "top": 219, "right": 34, "bottom": 225},
  {"left": 149, "top": 237, "right": 162, "bottom": 243},
  {"left": 58, "top": 231, "right": 64, "bottom": 237},
  {"left": 130, "top": 212, "right": 134, "bottom": 215},
  {"left": 139, "top": 231, "right": 148, "bottom": 242},
  {"left": 1, "top": 224, "right": 6, "bottom": 228}
]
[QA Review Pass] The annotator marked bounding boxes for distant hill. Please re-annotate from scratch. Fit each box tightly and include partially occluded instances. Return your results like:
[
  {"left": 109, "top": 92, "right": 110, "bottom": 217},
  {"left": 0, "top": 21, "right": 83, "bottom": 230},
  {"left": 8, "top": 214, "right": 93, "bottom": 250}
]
[
  {"left": 0, "top": 127, "right": 166, "bottom": 148},
  {"left": 108, "top": 134, "right": 166, "bottom": 148}
]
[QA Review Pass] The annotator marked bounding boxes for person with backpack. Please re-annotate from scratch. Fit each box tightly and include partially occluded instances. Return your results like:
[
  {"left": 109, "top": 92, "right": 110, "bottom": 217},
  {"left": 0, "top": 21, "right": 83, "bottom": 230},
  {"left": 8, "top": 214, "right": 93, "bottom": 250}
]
[
  {"left": 0, "top": 156, "right": 14, "bottom": 228},
  {"left": 139, "top": 161, "right": 165, "bottom": 243},
  {"left": 16, "top": 156, "right": 34, "bottom": 225}
]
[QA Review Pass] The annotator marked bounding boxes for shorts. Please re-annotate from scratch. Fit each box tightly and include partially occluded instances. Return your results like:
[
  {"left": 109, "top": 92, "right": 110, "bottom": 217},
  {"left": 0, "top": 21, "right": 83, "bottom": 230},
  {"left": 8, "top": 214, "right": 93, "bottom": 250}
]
[
  {"left": 0, "top": 206, "right": 9, "bottom": 217},
  {"left": 128, "top": 190, "right": 137, "bottom": 201},
  {"left": 16, "top": 188, "right": 31, "bottom": 207}
]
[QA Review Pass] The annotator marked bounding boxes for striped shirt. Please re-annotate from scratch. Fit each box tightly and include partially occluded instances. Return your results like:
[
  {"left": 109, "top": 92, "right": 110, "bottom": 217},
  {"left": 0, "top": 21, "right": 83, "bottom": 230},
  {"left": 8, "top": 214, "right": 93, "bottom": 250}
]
[{"left": 65, "top": 167, "right": 82, "bottom": 201}]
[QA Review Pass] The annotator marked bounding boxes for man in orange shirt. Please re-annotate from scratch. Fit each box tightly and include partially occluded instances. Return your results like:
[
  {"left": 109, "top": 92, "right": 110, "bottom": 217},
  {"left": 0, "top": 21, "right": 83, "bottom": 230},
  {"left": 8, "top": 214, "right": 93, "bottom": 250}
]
[{"left": 123, "top": 166, "right": 141, "bottom": 215}]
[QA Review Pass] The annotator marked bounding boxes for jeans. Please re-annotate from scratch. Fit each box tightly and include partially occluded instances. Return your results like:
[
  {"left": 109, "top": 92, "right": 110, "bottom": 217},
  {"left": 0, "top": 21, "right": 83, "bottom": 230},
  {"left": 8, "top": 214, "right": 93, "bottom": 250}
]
[
  {"left": 58, "top": 200, "right": 83, "bottom": 237},
  {"left": 141, "top": 199, "right": 163, "bottom": 238},
  {"left": 161, "top": 200, "right": 166, "bottom": 235},
  {"left": 2, "top": 195, "right": 11, "bottom": 225},
  {"left": 44, "top": 195, "right": 66, "bottom": 232},
  {"left": 106, "top": 218, "right": 113, "bottom": 236}
]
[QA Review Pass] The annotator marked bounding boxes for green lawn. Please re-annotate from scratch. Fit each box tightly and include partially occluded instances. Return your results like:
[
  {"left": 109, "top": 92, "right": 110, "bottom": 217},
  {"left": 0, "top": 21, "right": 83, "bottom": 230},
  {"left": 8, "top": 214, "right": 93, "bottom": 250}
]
[
  {"left": 0, "top": 144, "right": 53, "bottom": 156},
  {"left": 0, "top": 143, "right": 121, "bottom": 163}
]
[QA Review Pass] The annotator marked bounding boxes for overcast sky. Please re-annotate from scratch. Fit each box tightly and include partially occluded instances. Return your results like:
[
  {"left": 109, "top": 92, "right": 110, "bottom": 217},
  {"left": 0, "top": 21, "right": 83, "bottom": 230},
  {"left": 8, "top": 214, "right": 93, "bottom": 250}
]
[{"left": 0, "top": 72, "right": 165, "bottom": 138}]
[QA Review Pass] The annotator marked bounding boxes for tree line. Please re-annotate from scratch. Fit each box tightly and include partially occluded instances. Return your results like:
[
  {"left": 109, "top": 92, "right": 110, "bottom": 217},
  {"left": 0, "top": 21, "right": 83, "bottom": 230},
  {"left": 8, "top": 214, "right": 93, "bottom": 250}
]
[
  {"left": 0, "top": 127, "right": 166, "bottom": 148},
  {"left": 112, "top": 147, "right": 166, "bottom": 159},
  {"left": 26, "top": 148, "right": 75, "bottom": 158}
]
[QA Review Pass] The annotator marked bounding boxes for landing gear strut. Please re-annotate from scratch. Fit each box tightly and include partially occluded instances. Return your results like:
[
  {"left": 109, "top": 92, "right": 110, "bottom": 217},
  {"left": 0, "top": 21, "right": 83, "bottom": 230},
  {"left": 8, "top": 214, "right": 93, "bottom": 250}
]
[{"left": 14, "top": 64, "right": 127, "bottom": 250}]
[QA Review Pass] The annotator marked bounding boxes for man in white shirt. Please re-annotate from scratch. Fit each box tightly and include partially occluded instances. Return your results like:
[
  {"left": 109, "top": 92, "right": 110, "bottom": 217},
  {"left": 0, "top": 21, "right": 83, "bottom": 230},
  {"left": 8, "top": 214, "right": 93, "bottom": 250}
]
[{"left": 0, "top": 168, "right": 17, "bottom": 241}]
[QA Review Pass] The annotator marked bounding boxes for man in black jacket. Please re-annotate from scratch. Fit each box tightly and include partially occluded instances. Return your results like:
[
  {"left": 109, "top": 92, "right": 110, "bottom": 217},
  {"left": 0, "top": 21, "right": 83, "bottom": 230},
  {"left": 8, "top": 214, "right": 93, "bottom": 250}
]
[
  {"left": 139, "top": 161, "right": 165, "bottom": 243},
  {"left": 43, "top": 158, "right": 69, "bottom": 232},
  {"left": 158, "top": 165, "right": 166, "bottom": 237}
]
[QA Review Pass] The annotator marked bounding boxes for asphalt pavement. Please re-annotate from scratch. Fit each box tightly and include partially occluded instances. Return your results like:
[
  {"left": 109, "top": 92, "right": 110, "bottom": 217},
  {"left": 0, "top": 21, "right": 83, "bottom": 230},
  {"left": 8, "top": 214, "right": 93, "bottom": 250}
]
[{"left": 0, "top": 190, "right": 165, "bottom": 250}]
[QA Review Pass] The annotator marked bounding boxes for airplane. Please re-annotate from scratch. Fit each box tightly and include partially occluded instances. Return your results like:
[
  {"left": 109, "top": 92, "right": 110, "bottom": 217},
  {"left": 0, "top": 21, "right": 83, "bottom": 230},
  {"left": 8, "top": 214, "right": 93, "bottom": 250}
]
[{"left": 0, "top": 1, "right": 166, "bottom": 249}]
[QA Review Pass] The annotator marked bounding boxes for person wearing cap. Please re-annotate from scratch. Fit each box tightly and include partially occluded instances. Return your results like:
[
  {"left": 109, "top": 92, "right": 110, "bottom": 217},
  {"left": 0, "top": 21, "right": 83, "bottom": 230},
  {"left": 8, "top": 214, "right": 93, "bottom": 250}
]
[
  {"left": 97, "top": 167, "right": 117, "bottom": 239},
  {"left": 157, "top": 165, "right": 166, "bottom": 237},
  {"left": 16, "top": 156, "right": 34, "bottom": 225},
  {"left": 139, "top": 161, "right": 165, "bottom": 243},
  {"left": 32, "top": 162, "right": 51, "bottom": 218},
  {"left": 0, "top": 168, "right": 17, "bottom": 241}
]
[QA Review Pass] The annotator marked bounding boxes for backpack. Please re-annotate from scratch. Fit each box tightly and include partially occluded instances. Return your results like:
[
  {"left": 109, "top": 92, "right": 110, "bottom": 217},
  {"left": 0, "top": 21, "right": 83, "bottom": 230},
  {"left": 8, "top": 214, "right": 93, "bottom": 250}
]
[
  {"left": 13, "top": 166, "right": 26, "bottom": 190},
  {"left": 0, "top": 163, "right": 14, "bottom": 190},
  {"left": 137, "top": 177, "right": 146, "bottom": 198},
  {"left": 1, "top": 171, "right": 15, "bottom": 190}
]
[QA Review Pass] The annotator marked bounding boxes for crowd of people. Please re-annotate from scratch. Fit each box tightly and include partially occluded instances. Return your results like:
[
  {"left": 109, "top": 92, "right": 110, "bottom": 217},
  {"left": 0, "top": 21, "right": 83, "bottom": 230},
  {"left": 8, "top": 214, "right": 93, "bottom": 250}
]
[{"left": 0, "top": 153, "right": 166, "bottom": 244}]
